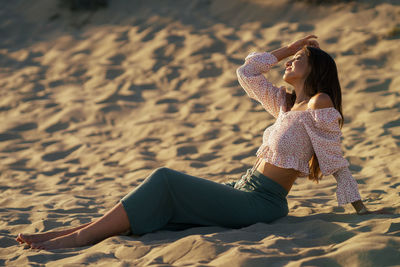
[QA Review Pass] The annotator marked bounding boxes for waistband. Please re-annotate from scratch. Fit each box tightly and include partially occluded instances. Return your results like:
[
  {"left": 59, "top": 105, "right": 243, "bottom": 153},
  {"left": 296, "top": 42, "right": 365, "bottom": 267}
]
[{"left": 248, "top": 170, "right": 289, "bottom": 199}]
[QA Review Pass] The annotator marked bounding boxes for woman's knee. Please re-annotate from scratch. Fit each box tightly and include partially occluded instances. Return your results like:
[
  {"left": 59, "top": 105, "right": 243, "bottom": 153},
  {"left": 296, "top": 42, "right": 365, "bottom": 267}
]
[
  {"left": 153, "top": 167, "right": 170, "bottom": 176},
  {"left": 147, "top": 167, "right": 170, "bottom": 183}
]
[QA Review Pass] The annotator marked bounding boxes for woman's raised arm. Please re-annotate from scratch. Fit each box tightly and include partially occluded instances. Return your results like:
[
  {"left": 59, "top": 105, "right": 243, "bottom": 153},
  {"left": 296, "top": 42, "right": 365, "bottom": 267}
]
[{"left": 271, "top": 35, "right": 320, "bottom": 62}]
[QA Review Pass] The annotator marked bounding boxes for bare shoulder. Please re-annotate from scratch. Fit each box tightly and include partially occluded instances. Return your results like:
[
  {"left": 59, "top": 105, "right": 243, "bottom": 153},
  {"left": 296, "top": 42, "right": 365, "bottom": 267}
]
[{"left": 308, "top": 93, "right": 334, "bottom": 110}]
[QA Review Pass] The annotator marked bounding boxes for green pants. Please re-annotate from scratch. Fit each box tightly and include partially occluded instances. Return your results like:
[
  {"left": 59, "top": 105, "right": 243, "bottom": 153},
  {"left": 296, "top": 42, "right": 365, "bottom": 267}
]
[{"left": 120, "top": 167, "right": 288, "bottom": 235}]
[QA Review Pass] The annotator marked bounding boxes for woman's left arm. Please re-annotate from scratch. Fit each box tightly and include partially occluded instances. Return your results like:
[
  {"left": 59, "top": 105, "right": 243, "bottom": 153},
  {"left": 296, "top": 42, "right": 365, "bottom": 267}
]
[
  {"left": 305, "top": 97, "right": 393, "bottom": 215},
  {"left": 332, "top": 167, "right": 393, "bottom": 215}
]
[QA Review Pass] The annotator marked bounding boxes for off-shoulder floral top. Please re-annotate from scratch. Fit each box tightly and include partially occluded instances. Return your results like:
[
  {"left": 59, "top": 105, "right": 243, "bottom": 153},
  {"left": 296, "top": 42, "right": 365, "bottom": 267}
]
[{"left": 236, "top": 51, "right": 362, "bottom": 206}]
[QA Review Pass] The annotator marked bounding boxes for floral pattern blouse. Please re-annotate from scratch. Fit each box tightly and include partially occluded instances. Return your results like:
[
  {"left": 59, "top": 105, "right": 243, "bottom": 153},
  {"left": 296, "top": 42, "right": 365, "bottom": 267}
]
[{"left": 236, "top": 51, "right": 362, "bottom": 206}]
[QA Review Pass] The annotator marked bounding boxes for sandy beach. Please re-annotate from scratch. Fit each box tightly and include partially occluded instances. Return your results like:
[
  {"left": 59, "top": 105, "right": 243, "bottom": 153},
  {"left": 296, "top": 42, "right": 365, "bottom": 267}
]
[{"left": 1, "top": 0, "right": 399, "bottom": 266}]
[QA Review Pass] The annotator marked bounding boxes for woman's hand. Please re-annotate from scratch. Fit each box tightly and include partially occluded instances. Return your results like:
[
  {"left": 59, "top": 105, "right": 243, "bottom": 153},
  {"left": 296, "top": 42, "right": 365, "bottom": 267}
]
[
  {"left": 352, "top": 199, "right": 393, "bottom": 215},
  {"left": 271, "top": 34, "right": 320, "bottom": 62},
  {"left": 288, "top": 35, "right": 320, "bottom": 55}
]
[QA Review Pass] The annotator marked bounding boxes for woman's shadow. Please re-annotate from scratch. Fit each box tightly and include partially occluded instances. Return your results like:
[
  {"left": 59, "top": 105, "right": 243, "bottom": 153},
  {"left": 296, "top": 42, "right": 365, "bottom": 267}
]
[{"left": 131, "top": 211, "right": 399, "bottom": 247}]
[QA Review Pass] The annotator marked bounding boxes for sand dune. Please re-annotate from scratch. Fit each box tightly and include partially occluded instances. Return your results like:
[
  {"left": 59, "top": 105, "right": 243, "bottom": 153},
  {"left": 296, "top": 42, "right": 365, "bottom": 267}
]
[{"left": 0, "top": 0, "right": 399, "bottom": 266}]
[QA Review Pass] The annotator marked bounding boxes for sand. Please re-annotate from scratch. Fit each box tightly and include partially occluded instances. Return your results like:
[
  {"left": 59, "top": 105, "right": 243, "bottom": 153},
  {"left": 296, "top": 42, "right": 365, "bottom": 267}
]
[{"left": 0, "top": 0, "right": 399, "bottom": 266}]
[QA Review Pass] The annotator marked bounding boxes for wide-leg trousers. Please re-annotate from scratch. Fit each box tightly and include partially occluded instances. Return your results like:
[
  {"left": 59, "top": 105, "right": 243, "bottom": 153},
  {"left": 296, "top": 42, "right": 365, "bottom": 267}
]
[{"left": 120, "top": 167, "right": 289, "bottom": 235}]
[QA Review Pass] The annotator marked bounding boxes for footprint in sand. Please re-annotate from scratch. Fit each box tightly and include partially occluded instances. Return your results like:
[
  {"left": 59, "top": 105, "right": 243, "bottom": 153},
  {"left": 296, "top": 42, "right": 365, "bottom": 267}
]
[
  {"left": 96, "top": 85, "right": 146, "bottom": 114},
  {"left": 134, "top": 138, "right": 162, "bottom": 146},
  {"left": 142, "top": 24, "right": 165, "bottom": 42},
  {"left": 152, "top": 45, "right": 174, "bottom": 72},
  {"left": 41, "top": 167, "right": 68, "bottom": 176},
  {"left": 8, "top": 158, "right": 35, "bottom": 172},
  {"left": 103, "top": 161, "right": 119, "bottom": 167},
  {"left": 30, "top": 83, "right": 45, "bottom": 92},
  {"left": 167, "top": 35, "right": 185, "bottom": 48},
  {"left": 233, "top": 137, "right": 249, "bottom": 144},
  {"left": 190, "top": 162, "right": 207, "bottom": 168},
  {"left": 198, "top": 63, "right": 222, "bottom": 78},
  {"left": 325, "top": 36, "right": 339, "bottom": 44},
  {"left": 66, "top": 158, "right": 80, "bottom": 164},
  {"left": 115, "top": 30, "right": 129, "bottom": 42},
  {"left": 165, "top": 66, "right": 181, "bottom": 82},
  {"left": 72, "top": 67, "right": 87, "bottom": 78},
  {"left": 296, "top": 23, "right": 315, "bottom": 32},
  {"left": 64, "top": 171, "right": 86, "bottom": 178},
  {"left": 190, "top": 102, "right": 207, "bottom": 113},
  {"left": 48, "top": 80, "right": 64, "bottom": 88},
  {"left": 105, "top": 68, "right": 124, "bottom": 80},
  {"left": 200, "top": 129, "right": 219, "bottom": 141},
  {"left": 7, "top": 212, "right": 31, "bottom": 226},
  {"left": 176, "top": 145, "right": 198, "bottom": 156},
  {"left": 156, "top": 98, "right": 179, "bottom": 105},
  {"left": 346, "top": 156, "right": 365, "bottom": 172},
  {"left": 96, "top": 177, "right": 115, "bottom": 182},
  {"left": 45, "top": 122, "right": 69, "bottom": 133},
  {"left": 0, "top": 105, "right": 11, "bottom": 112},
  {"left": 0, "top": 132, "right": 22, "bottom": 142},
  {"left": 193, "top": 153, "right": 220, "bottom": 162},
  {"left": 191, "top": 34, "right": 226, "bottom": 56},
  {"left": 100, "top": 105, "right": 122, "bottom": 113},
  {"left": 155, "top": 98, "right": 180, "bottom": 113},
  {"left": 21, "top": 92, "right": 51, "bottom": 102},
  {"left": 108, "top": 53, "right": 126, "bottom": 66},
  {"left": 361, "top": 78, "right": 391, "bottom": 93},
  {"left": 42, "top": 144, "right": 82, "bottom": 162},
  {"left": 358, "top": 57, "right": 386, "bottom": 69},
  {"left": 224, "top": 33, "right": 240, "bottom": 41},
  {"left": 41, "top": 140, "right": 59, "bottom": 148},
  {"left": 383, "top": 118, "right": 400, "bottom": 129},
  {"left": 232, "top": 150, "right": 255, "bottom": 161},
  {"left": 8, "top": 122, "right": 38, "bottom": 132},
  {"left": 71, "top": 49, "right": 91, "bottom": 56}
]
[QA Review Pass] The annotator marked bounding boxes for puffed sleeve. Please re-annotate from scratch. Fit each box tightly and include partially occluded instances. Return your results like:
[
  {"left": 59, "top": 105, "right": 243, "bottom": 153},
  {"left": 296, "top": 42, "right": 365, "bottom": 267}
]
[
  {"left": 236, "top": 52, "right": 286, "bottom": 118},
  {"left": 303, "top": 108, "right": 362, "bottom": 206}
]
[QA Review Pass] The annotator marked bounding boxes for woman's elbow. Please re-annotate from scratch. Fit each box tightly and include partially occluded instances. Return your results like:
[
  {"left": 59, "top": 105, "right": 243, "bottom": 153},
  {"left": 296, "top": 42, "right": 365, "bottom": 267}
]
[{"left": 236, "top": 65, "right": 247, "bottom": 79}]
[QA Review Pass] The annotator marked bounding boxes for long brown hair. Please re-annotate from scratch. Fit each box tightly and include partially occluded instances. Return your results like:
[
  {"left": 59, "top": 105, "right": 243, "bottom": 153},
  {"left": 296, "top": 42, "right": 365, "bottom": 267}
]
[{"left": 288, "top": 46, "right": 344, "bottom": 183}]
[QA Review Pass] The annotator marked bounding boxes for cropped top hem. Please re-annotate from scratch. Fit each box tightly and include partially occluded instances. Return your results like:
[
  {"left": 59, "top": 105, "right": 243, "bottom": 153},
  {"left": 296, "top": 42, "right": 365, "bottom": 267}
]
[{"left": 256, "top": 146, "right": 309, "bottom": 177}]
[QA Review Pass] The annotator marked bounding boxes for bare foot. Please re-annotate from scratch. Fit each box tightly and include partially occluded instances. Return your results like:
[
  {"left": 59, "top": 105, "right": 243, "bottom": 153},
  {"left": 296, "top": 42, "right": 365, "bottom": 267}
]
[
  {"left": 16, "top": 232, "right": 66, "bottom": 245},
  {"left": 30, "top": 232, "right": 83, "bottom": 250},
  {"left": 16, "top": 222, "right": 92, "bottom": 245}
]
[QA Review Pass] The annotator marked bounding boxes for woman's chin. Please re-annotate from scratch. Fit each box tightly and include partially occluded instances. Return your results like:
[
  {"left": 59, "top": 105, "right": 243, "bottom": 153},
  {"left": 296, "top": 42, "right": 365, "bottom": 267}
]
[
  {"left": 283, "top": 74, "right": 297, "bottom": 86},
  {"left": 283, "top": 75, "right": 291, "bottom": 84}
]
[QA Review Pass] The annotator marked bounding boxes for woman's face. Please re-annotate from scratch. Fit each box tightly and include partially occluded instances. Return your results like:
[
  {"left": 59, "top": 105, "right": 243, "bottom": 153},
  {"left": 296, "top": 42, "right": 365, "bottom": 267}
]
[{"left": 283, "top": 49, "right": 310, "bottom": 85}]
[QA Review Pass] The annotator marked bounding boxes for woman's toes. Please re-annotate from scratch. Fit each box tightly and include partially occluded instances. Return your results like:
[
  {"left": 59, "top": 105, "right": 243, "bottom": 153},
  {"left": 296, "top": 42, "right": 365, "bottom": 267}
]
[
  {"left": 16, "top": 233, "right": 23, "bottom": 241},
  {"left": 19, "top": 233, "right": 33, "bottom": 244},
  {"left": 16, "top": 233, "right": 27, "bottom": 244}
]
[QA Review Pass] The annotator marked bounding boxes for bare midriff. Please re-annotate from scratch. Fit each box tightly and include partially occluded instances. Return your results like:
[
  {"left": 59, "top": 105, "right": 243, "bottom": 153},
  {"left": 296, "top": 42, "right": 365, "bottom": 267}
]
[{"left": 256, "top": 159, "right": 300, "bottom": 193}]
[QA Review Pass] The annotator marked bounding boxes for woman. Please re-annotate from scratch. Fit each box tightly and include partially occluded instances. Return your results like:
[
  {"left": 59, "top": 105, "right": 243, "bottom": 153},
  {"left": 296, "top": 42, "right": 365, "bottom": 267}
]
[{"left": 16, "top": 35, "right": 389, "bottom": 250}]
